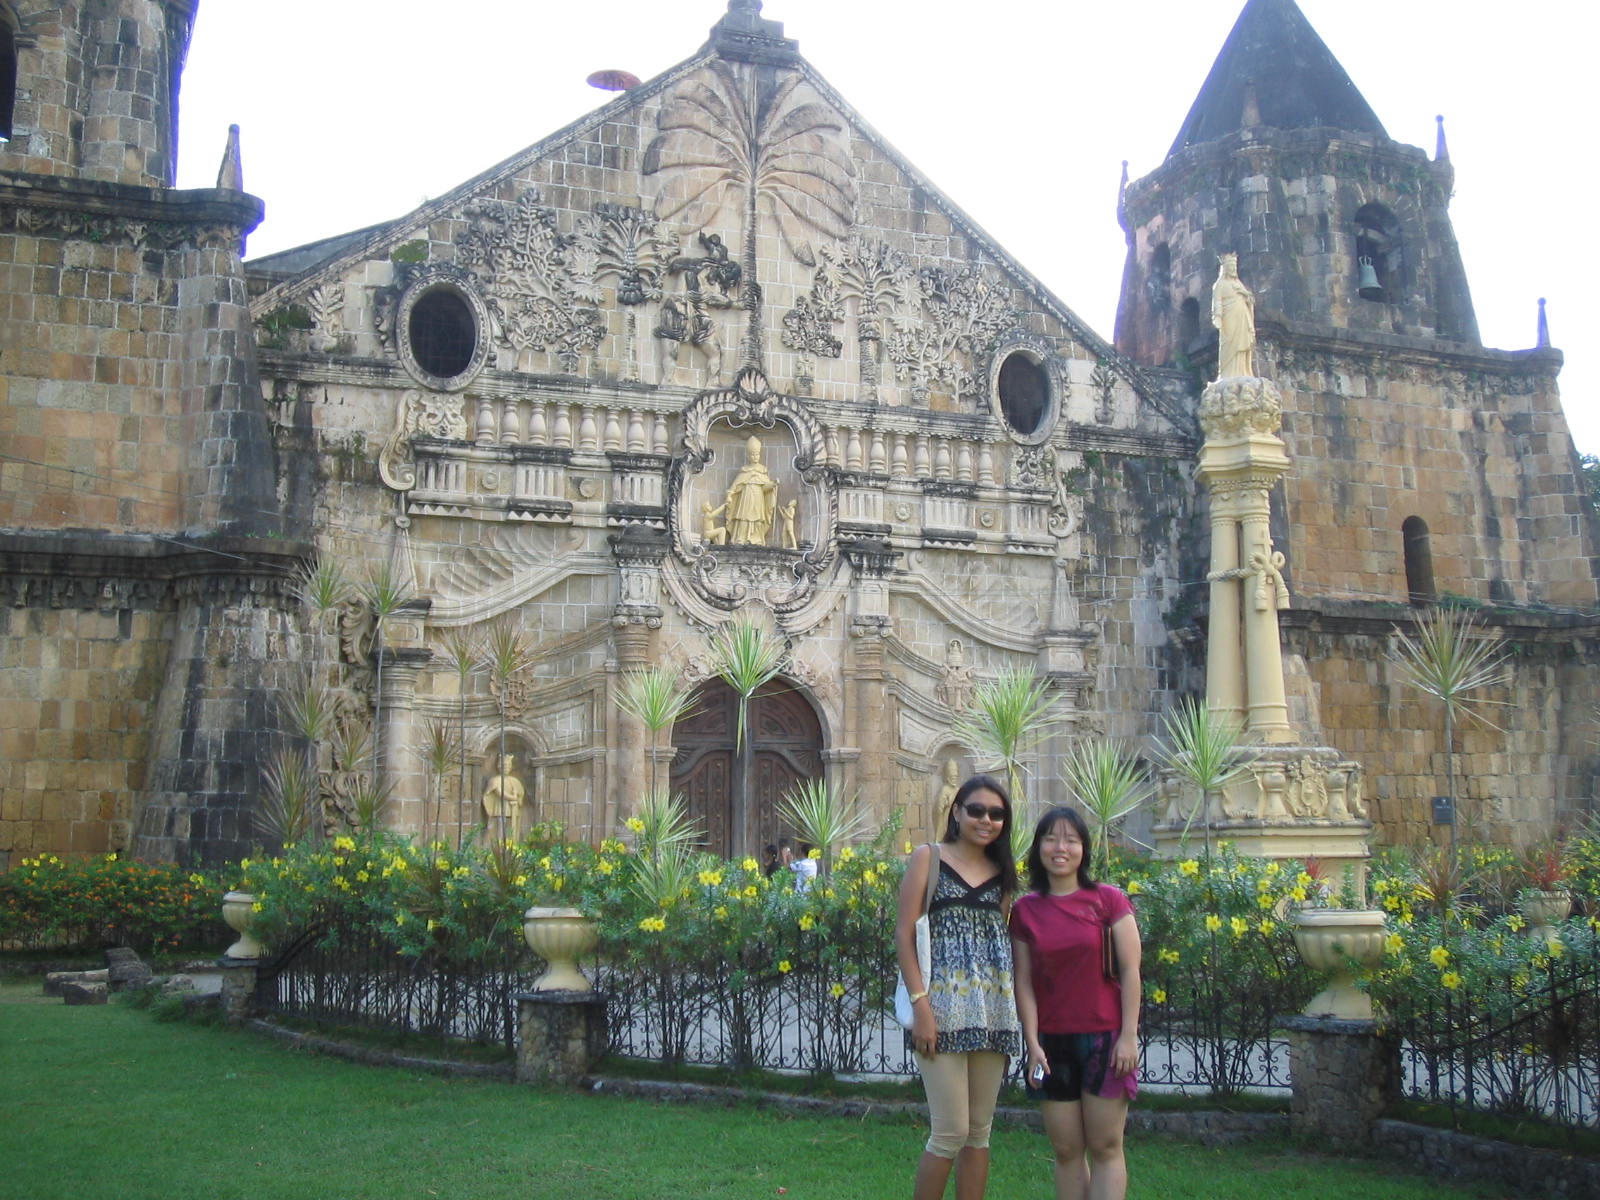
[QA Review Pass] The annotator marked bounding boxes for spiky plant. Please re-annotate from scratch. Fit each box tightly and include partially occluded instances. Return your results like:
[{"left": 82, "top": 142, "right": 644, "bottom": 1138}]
[
  {"left": 357, "top": 560, "right": 415, "bottom": 781},
  {"left": 1387, "top": 606, "right": 1507, "bottom": 861},
  {"left": 632, "top": 787, "right": 703, "bottom": 857},
  {"left": 477, "top": 618, "right": 538, "bottom": 817},
  {"left": 777, "top": 777, "right": 871, "bottom": 877},
  {"left": 419, "top": 718, "right": 462, "bottom": 846},
  {"left": 293, "top": 556, "right": 353, "bottom": 632},
  {"left": 1060, "top": 739, "right": 1150, "bottom": 879},
  {"left": 707, "top": 616, "right": 785, "bottom": 753},
  {"left": 349, "top": 775, "right": 394, "bottom": 840},
  {"left": 258, "top": 749, "right": 317, "bottom": 848},
  {"left": 438, "top": 628, "right": 479, "bottom": 849},
  {"left": 616, "top": 666, "right": 697, "bottom": 802},
  {"left": 952, "top": 666, "right": 1065, "bottom": 860},
  {"left": 1154, "top": 699, "right": 1248, "bottom": 863},
  {"left": 629, "top": 842, "right": 698, "bottom": 912}
]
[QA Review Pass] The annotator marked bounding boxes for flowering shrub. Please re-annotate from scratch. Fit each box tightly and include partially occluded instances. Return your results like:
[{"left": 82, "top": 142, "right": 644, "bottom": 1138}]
[
  {"left": 0, "top": 854, "right": 224, "bottom": 954},
  {"left": 1118, "top": 846, "right": 1320, "bottom": 1093}
]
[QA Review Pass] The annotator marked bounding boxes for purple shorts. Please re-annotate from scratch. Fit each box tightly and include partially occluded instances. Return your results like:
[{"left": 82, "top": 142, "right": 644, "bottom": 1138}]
[{"left": 1026, "top": 1030, "right": 1139, "bottom": 1102}]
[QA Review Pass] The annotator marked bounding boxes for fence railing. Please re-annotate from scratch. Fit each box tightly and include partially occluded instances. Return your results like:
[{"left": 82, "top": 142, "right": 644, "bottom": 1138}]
[{"left": 1386, "top": 956, "right": 1600, "bottom": 1136}]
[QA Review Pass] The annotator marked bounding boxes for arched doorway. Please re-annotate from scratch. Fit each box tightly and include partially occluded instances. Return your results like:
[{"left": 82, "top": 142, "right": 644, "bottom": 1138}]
[{"left": 669, "top": 677, "right": 823, "bottom": 858}]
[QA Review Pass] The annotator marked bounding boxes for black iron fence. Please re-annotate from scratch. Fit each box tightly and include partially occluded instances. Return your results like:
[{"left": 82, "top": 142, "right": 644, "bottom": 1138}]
[{"left": 1387, "top": 956, "right": 1600, "bottom": 1136}]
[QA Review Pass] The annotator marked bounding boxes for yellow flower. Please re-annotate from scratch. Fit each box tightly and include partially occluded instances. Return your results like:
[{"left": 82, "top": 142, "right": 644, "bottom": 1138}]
[
  {"left": 637, "top": 915, "right": 666, "bottom": 932},
  {"left": 597, "top": 859, "right": 615, "bottom": 875},
  {"left": 698, "top": 869, "right": 723, "bottom": 887},
  {"left": 1126, "top": 879, "right": 1143, "bottom": 896},
  {"left": 807, "top": 848, "right": 821, "bottom": 859},
  {"left": 1180, "top": 860, "right": 1200, "bottom": 877},
  {"left": 744, "top": 885, "right": 758, "bottom": 898},
  {"left": 903, "top": 841, "right": 914, "bottom": 855},
  {"left": 1546, "top": 937, "right": 1565, "bottom": 959},
  {"left": 1157, "top": 948, "right": 1180, "bottom": 964},
  {"left": 1440, "top": 971, "right": 1462, "bottom": 990},
  {"left": 1257, "top": 895, "right": 1275, "bottom": 910},
  {"left": 1256, "top": 876, "right": 1273, "bottom": 893},
  {"left": 1204, "top": 914, "right": 1223, "bottom": 932},
  {"left": 1230, "top": 916, "right": 1248, "bottom": 938},
  {"left": 1257, "top": 919, "right": 1276, "bottom": 936},
  {"left": 1384, "top": 932, "right": 1404, "bottom": 955},
  {"left": 396, "top": 912, "right": 407, "bottom": 925},
  {"left": 1429, "top": 946, "right": 1450, "bottom": 968},
  {"left": 829, "top": 982, "right": 846, "bottom": 999},
  {"left": 333, "top": 836, "right": 355, "bottom": 852},
  {"left": 426, "top": 918, "right": 438, "bottom": 931},
  {"left": 1506, "top": 914, "right": 1526, "bottom": 932},
  {"left": 839, "top": 847, "right": 854, "bottom": 862},
  {"left": 798, "top": 915, "right": 816, "bottom": 931},
  {"left": 513, "top": 874, "right": 527, "bottom": 887},
  {"left": 741, "top": 857, "right": 759, "bottom": 872},
  {"left": 778, "top": 960, "right": 792, "bottom": 974},
  {"left": 862, "top": 870, "right": 878, "bottom": 886},
  {"left": 714, "top": 905, "right": 729, "bottom": 920},
  {"left": 251, "top": 901, "right": 263, "bottom": 913},
  {"left": 1151, "top": 988, "right": 1167, "bottom": 1004},
  {"left": 1290, "top": 886, "right": 1308, "bottom": 903},
  {"left": 625, "top": 817, "right": 645, "bottom": 834}
]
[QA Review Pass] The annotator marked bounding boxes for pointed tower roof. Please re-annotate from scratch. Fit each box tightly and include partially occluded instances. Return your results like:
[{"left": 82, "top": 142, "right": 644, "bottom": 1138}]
[{"left": 1169, "top": 0, "right": 1386, "bottom": 155}]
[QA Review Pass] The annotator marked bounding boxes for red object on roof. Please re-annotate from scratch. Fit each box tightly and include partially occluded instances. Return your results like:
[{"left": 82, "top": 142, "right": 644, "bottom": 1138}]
[{"left": 586, "top": 69, "right": 641, "bottom": 92}]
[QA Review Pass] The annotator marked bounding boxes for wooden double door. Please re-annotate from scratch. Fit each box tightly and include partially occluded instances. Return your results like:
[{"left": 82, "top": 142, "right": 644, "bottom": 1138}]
[{"left": 668, "top": 677, "right": 823, "bottom": 858}]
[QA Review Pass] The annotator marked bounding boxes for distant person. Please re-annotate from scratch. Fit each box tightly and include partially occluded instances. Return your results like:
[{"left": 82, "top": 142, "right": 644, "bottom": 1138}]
[
  {"left": 761, "top": 843, "right": 780, "bottom": 879},
  {"left": 1011, "top": 806, "right": 1142, "bottom": 1200},
  {"left": 778, "top": 837, "right": 818, "bottom": 891}
]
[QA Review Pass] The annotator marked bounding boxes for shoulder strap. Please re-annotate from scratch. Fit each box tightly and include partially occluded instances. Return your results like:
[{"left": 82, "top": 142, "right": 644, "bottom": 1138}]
[{"left": 921, "top": 842, "right": 940, "bottom": 915}]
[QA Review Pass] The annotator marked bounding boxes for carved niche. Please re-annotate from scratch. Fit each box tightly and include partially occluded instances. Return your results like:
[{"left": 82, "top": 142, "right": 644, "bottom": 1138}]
[{"left": 666, "top": 367, "right": 838, "bottom": 615}]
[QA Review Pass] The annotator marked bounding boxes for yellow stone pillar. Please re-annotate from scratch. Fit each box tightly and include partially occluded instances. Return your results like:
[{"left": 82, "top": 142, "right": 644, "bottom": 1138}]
[{"left": 1203, "top": 484, "right": 1245, "bottom": 725}]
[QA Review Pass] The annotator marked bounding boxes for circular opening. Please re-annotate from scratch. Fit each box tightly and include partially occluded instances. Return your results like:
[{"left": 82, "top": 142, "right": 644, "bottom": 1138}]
[
  {"left": 997, "top": 351, "right": 1050, "bottom": 437},
  {"left": 407, "top": 288, "right": 476, "bottom": 380}
]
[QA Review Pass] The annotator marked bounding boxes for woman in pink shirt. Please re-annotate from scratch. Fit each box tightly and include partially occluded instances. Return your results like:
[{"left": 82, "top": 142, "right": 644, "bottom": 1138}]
[{"left": 1010, "top": 806, "right": 1142, "bottom": 1200}]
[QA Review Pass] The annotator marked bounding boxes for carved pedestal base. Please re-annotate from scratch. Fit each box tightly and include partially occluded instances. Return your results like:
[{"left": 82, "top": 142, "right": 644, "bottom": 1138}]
[{"left": 1153, "top": 744, "right": 1374, "bottom": 889}]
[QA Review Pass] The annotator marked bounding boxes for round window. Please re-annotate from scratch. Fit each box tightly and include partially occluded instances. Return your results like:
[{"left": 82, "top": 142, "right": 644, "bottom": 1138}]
[
  {"left": 996, "top": 350, "right": 1051, "bottom": 438},
  {"left": 407, "top": 288, "right": 476, "bottom": 379}
]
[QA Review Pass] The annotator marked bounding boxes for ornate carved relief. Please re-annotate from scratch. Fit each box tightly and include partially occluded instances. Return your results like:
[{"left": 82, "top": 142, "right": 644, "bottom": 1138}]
[
  {"left": 378, "top": 389, "right": 470, "bottom": 491},
  {"left": 644, "top": 59, "right": 858, "bottom": 371},
  {"left": 885, "top": 265, "right": 1016, "bottom": 405},
  {"left": 934, "top": 639, "right": 978, "bottom": 712},
  {"left": 572, "top": 203, "right": 667, "bottom": 381},
  {"left": 455, "top": 188, "right": 603, "bottom": 371},
  {"left": 665, "top": 367, "right": 839, "bottom": 617},
  {"left": 654, "top": 232, "right": 740, "bottom": 384}
]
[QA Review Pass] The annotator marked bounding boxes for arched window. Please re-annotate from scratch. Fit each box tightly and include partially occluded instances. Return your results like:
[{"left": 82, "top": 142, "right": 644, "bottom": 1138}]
[
  {"left": 1402, "top": 516, "right": 1435, "bottom": 605},
  {"left": 1355, "top": 203, "right": 1403, "bottom": 303},
  {"left": 1147, "top": 243, "right": 1171, "bottom": 311},
  {"left": 1, "top": 15, "right": 18, "bottom": 143}
]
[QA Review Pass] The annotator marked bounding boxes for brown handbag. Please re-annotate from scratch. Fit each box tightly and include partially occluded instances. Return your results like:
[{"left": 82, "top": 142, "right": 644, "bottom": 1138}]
[{"left": 1100, "top": 906, "right": 1120, "bottom": 983}]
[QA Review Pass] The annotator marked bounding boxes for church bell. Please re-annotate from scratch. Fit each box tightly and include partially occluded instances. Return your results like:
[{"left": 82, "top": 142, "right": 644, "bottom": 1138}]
[{"left": 1357, "top": 256, "right": 1384, "bottom": 300}]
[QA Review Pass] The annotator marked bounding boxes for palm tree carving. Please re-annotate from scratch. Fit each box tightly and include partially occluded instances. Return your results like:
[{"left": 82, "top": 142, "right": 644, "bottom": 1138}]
[
  {"left": 643, "top": 60, "right": 857, "bottom": 372},
  {"left": 823, "top": 237, "right": 912, "bottom": 403}
]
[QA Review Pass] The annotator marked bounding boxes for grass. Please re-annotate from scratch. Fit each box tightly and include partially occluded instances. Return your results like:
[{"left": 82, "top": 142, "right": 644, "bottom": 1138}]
[{"left": 2, "top": 979, "right": 1509, "bottom": 1200}]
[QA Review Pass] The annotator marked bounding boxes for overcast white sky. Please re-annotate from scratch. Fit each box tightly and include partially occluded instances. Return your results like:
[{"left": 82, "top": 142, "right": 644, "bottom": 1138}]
[{"left": 174, "top": 0, "right": 1592, "bottom": 452}]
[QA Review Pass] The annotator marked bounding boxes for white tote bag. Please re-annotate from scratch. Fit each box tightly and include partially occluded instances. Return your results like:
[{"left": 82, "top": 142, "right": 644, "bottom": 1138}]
[{"left": 893, "top": 843, "right": 940, "bottom": 1028}]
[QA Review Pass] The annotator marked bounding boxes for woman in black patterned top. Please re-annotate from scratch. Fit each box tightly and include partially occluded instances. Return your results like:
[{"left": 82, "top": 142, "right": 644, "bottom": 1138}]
[{"left": 895, "top": 774, "right": 1020, "bottom": 1200}]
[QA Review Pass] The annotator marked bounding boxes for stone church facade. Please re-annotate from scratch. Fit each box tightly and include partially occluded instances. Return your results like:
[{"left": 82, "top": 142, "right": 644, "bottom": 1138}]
[{"left": 2, "top": 0, "right": 1595, "bottom": 867}]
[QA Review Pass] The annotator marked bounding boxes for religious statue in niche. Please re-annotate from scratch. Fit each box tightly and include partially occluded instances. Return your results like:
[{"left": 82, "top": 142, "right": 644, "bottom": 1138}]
[
  {"left": 935, "top": 640, "right": 978, "bottom": 712},
  {"left": 482, "top": 754, "right": 527, "bottom": 841},
  {"left": 655, "top": 232, "right": 739, "bottom": 383},
  {"left": 724, "top": 435, "right": 780, "bottom": 545},
  {"left": 1211, "top": 253, "right": 1256, "bottom": 379}
]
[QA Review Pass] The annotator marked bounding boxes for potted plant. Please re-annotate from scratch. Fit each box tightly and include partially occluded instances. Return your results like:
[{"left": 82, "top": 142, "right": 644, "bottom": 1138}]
[
  {"left": 1516, "top": 839, "right": 1571, "bottom": 930},
  {"left": 518, "top": 839, "right": 601, "bottom": 993},
  {"left": 1290, "top": 856, "right": 1386, "bottom": 1020}
]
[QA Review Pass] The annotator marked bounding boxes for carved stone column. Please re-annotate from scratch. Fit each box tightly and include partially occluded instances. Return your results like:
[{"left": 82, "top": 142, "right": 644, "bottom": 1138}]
[
  {"left": 608, "top": 527, "right": 667, "bottom": 837},
  {"left": 1196, "top": 377, "right": 1291, "bottom": 743}
]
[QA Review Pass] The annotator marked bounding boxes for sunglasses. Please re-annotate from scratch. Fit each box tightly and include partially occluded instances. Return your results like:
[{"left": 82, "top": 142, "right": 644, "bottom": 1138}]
[{"left": 962, "top": 802, "right": 1007, "bottom": 822}]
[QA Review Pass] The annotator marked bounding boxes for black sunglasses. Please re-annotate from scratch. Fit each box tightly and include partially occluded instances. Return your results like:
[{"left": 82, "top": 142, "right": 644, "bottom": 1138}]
[{"left": 962, "top": 802, "right": 1006, "bottom": 822}]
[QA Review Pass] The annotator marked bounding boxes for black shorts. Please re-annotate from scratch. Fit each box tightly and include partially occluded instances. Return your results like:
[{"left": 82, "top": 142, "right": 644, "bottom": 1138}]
[{"left": 1025, "top": 1030, "right": 1138, "bottom": 1102}]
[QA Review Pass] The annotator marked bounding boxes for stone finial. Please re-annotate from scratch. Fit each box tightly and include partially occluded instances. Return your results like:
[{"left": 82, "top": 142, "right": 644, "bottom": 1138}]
[
  {"left": 216, "top": 124, "right": 243, "bottom": 191},
  {"left": 1434, "top": 114, "right": 1449, "bottom": 162},
  {"left": 708, "top": 0, "right": 798, "bottom": 64},
  {"left": 1537, "top": 297, "right": 1550, "bottom": 349},
  {"left": 1198, "top": 376, "right": 1284, "bottom": 440}
]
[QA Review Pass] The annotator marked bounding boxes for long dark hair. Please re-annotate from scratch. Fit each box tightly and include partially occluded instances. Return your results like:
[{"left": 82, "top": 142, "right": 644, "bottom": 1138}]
[
  {"left": 1026, "top": 805, "right": 1097, "bottom": 894},
  {"left": 941, "top": 773, "right": 1018, "bottom": 895}
]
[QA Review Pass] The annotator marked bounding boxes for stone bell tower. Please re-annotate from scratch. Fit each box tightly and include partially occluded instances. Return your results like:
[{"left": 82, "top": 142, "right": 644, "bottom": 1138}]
[{"left": 1115, "top": 0, "right": 1477, "bottom": 368}]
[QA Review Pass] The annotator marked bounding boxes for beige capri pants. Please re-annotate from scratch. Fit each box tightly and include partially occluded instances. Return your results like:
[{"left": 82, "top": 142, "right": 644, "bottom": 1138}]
[{"left": 914, "top": 1049, "right": 1009, "bottom": 1158}]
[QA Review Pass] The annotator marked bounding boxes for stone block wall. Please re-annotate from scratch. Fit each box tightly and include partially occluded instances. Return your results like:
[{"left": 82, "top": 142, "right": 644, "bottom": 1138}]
[{"left": 0, "top": 600, "right": 171, "bottom": 867}]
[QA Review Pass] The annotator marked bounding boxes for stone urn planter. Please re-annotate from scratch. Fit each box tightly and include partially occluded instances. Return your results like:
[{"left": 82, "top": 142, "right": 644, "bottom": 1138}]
[
  {"left": 1292, "top": 908, "right": 1387, "bottom": 1021},
  {"left": 221, "top": 891, "right": 266, "bottom": 959},
  {"left": 522, "top": 907, "right": 598, "bottom": 993},
  {"left": 1518, "top": 889, "right": 1572, "bottom": 931}
]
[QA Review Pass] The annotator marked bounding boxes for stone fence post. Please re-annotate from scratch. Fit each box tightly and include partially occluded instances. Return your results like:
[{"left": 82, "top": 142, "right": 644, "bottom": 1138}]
[
  {"left": 218, "top": 957, "right": 262, "bottom": 1023},
  {"left": 1283, "top": 1015, "right": 1398, "bottom": 1144},
  {"left": 515, "top": 990, "right": 608, "bottom": 1086}
]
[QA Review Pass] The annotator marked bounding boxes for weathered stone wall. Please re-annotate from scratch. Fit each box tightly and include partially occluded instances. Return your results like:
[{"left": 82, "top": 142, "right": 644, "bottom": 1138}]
[
  {"left": 1286, "top": 609, "right": 1600, "bottom": 844},
  {"left": 0, "top": 600, "right": 171, "bottom": 867}
]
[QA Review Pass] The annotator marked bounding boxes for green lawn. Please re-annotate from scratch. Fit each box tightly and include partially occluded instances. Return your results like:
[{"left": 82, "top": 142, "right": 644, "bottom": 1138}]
[{"left": 1, "top": 980, "right": 1506, "bottom": 1200}]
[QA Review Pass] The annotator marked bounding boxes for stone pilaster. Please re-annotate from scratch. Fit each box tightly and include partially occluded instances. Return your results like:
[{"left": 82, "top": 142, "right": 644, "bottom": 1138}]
[
  {"left": 1283, "top": 1016, "right": 1398, "bottom": 1146},
  {"left": 515, "top": 991, "right": 608, "bottom": 1086}
]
